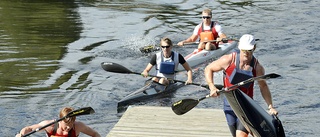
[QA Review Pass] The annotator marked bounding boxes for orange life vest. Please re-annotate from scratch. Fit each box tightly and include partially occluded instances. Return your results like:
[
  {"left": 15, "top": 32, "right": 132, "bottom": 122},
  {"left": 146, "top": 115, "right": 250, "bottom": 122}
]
[{"left": 198, "top": 21, "right": 219, "bottom": 47}]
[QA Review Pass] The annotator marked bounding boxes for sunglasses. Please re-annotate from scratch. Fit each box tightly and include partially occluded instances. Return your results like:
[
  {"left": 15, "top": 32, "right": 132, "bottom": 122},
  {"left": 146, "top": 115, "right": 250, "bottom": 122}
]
[
  {"left": 241, "top": 49, "right": 254, "bottom": 52},
  {"left": 202, "top": 16, "right": 211, "bottom": 19},
  {"left": 161, "top": 45, "right": 170, "bottom": 49}
]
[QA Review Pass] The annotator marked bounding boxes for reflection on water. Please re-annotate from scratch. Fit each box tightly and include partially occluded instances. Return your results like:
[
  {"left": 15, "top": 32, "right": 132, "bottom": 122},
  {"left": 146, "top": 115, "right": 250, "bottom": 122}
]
[{"left": 0, "top": 1, "right": 82, "bottom": 92}]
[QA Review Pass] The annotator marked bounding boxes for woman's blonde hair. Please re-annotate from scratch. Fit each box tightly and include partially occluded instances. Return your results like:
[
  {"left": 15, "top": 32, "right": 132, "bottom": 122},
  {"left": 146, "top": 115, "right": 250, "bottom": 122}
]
[{"left": 59, "top": 107, "right": 76, "bottom": 123}]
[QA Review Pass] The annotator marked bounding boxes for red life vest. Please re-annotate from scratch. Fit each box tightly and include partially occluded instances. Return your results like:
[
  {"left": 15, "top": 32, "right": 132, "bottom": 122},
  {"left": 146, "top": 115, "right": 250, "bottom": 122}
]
[
  {"left": 197, "top": 21, "right": 219, "bottom": 48},
  {"left": 46, "top": 122, "right": 77, "bottom": 137},
  {"left": 224, "top": 52, "right": 257, "bottom": 98}
]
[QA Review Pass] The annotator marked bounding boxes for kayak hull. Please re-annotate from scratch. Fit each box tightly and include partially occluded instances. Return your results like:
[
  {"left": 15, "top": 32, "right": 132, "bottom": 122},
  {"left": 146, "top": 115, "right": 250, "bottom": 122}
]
[
  {"left": 224, "top": 89, "right": 285, "bottom": 137},
  {"left": 177, "top": 41, "right": 238, "bottom": 71}
]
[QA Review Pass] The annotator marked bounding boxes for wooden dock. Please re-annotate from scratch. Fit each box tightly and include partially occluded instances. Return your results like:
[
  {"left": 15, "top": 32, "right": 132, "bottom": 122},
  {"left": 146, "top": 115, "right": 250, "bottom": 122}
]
[{"left": 106, "top": 106, "right": 231, "bottom": 137}]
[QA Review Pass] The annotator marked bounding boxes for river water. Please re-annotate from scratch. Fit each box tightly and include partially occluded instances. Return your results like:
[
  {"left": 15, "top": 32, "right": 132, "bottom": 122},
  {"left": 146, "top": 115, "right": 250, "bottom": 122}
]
[{"left": 0, "top": 0, "right": 319, "bottom": 136}]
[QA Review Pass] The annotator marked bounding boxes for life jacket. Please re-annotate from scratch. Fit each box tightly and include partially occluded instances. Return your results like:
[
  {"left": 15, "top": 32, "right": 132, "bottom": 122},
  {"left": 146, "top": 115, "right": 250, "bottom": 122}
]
[
  {"left": 46, "top": 122, "right": 77, "bottom": 137},
  {"left": 198, "top": 21, "right": 219, "bottom": 48},
  {"left": 223, "top": 52, "right": 257, "bottom": 111},
  {"left": 155, "top": 51, "right": 179, "bottom": 79},
  {"left": 224, "top": 52, "right": 257, "bottom": 98}
]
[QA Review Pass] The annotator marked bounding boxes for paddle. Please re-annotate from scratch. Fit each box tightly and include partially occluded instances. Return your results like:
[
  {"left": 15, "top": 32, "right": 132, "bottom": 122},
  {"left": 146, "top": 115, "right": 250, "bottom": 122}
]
[
  {"left": 181, "top": 38, "right": 259, "bottom": 45},
  {"left": 101, "top": 62, "right": 223, "bottom": 89},
  {"left": 22, "top": 107, "right": 95, "bottom": 137},
  {"left": 139, "top": 39, "right": 229, "bottom": 53},
  {"left": 171, "top": 73, "right": 281, "bottom": 115}
]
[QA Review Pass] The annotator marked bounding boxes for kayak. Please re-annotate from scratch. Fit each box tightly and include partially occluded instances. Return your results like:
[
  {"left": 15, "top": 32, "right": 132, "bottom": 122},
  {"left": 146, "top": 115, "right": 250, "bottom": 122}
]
[
  {"left": 118, "top": 79, "right": 184, "bottom": 108},
  {"left": 176, "top": 40, "right": 238, "bottom": 71},
  {"left": 224, "top": 89, "right": 285, "bottom": 137}
]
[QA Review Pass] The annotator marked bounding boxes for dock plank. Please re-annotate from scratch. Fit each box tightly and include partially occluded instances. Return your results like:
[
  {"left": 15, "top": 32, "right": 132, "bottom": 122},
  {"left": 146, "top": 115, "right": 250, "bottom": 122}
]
[{"left": 107, "top": 106, "right": 231, "bottom": 137}]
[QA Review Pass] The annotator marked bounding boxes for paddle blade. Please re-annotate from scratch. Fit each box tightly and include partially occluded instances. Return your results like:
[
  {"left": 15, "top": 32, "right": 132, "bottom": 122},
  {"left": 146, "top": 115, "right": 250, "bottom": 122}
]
[
  {"left": 139, "top": 45, "right": 160, "bottom": 53},
  {"left": 266, "top": 73, "right": 281, "bottom": 79},
  {"left": 171, "top": 99, "right": 199, "bottom": 115},
  {"left": 67, "top": 107, "right": 95, "bottom": 117},
  {"left": 101, "top": 62, "right": 132, "bottom": 74}
]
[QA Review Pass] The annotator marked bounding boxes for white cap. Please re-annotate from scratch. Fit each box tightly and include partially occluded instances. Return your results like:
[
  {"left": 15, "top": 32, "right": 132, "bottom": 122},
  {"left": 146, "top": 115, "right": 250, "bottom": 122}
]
[{"left": 238, "top": 34, "right": 255, "bottom": 50}]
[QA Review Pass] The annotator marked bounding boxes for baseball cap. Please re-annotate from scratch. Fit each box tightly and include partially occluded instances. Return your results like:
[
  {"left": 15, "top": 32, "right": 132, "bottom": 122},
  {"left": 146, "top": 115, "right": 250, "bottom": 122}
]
[{"left": 238, "top": 34, "right": 255, "bottom": 50}]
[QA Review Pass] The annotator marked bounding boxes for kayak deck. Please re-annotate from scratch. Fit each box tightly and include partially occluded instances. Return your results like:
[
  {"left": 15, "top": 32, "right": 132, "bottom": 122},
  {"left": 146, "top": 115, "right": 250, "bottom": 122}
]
[
  {"left": 117, "top": 80, "right": 184, "bottom": 112},
  {"left": 177, "top": 40, "right": 238, "bottom": 71}
]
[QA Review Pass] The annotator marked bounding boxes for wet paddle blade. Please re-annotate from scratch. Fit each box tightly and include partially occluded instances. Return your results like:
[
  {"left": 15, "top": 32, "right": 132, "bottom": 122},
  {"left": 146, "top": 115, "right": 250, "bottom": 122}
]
[
  {"left": 266, "top": 73, "right": 281, "bottom": 79},
  {"left": 101, "top": 62, "right": 132, "bottom": 74},
  {"left": 171, "top": 99, "right": 199, "bottom": 115},
  {"left": 139, "top": 45, "right": 160, "bottom": 53}
]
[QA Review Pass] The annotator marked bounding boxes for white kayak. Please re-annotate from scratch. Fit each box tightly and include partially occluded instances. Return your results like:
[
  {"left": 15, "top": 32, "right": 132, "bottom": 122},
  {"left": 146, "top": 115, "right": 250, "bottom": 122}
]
[{"left": 176, "top": 40, "right": 238, "bottom": 71}]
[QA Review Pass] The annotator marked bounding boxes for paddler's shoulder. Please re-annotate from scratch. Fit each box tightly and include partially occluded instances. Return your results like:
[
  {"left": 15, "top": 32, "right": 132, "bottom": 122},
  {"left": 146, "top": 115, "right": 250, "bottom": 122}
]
[{"left": 219, "top": 52, "right": 234, "bottom": 62}]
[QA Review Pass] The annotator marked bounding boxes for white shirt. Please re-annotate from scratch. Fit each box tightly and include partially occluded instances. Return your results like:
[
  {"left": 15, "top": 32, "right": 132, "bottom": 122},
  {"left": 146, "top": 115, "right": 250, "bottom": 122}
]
[{"left": 192, "top": 22, "right": 223, "bottom": 36}]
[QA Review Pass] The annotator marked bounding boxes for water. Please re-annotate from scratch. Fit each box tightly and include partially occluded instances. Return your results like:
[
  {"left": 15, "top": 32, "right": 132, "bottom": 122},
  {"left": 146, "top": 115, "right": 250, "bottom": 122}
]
[{"left": 0, "top": 0, "right": 319, "bottom": 136}]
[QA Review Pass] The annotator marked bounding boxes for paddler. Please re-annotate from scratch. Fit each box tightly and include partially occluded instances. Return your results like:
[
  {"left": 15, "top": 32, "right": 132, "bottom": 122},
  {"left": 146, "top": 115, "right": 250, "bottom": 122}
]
[
  {"left": 141, "top": 37, "right": 192, "bottom": 85},
  {"left": 177, "top": 8, "right": 228, "bottom": 50},
  {"left": 204, "top": 34, "right": 278, "bottom": 137},
  {"left": 15, "top": 107, "right": 101, "bottom": 137}
]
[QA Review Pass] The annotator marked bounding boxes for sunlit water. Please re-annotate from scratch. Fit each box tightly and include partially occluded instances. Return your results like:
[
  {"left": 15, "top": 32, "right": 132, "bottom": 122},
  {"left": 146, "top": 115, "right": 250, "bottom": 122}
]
[{"left": 0, "top": 0, "right": 319, "bottom": 136}]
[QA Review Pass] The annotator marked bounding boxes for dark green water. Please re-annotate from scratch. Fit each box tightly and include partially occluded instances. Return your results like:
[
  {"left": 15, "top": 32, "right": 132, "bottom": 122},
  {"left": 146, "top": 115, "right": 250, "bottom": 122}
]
[{"left": 0, "top": 0, "right": 82, "bottom": 92}]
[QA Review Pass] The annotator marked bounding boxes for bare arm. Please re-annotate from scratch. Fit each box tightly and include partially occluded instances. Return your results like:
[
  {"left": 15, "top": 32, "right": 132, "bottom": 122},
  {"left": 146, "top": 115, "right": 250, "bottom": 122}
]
[
  {"left": 181, "top": 62, "right": 193, "bottom": 85},
  {"left": 177, "top": 34, "right": 198, "bottom": 46},
  {"left": 256, "top": 62, "right": 278, "bottom": 115},
  {"left": 141, "top": 63, "right": 153, "bottom": 77},
  {"left": 205, "top": 54, "right": 233, "bottom": 96},
  {"left": 216, "top": 33, "right": 227, "bottom": 42},
  {"left": 16, "top": 120, "right": 54, "bottom": 137},
  {"left": 219, "top": 33, "right": 227, "bottom": 39},
  {"left": 185, "top": 34, "right": 198, "bottom": 43},
  {"left": 75, "top": 121, "right": 101, "bottom": 137}
]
